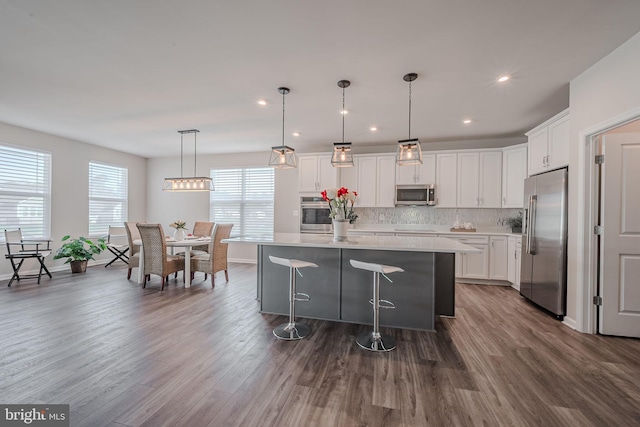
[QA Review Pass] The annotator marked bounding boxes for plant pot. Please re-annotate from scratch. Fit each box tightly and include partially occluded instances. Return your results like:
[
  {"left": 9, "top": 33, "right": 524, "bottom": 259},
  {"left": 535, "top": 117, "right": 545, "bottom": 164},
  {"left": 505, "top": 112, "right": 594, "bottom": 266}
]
[
  {"left": 511, "top": 226, "right": 522, "bottom": 234},
  {"left": 70, "top": 260, "right": 88, "bottom": 273}
]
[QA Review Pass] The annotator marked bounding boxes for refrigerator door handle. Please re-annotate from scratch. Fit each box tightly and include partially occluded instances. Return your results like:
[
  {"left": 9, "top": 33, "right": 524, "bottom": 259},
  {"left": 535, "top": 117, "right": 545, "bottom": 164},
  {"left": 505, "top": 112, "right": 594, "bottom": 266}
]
[{"left": 527, "top": 195, "right": 537, "bottom": 254}]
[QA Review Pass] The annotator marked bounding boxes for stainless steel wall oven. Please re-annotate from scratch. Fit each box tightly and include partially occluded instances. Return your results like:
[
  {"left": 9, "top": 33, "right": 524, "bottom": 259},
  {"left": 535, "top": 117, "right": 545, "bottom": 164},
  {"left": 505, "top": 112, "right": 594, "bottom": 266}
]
[{"left": 300, "top": 196, "right": 332, "bottom": 233}]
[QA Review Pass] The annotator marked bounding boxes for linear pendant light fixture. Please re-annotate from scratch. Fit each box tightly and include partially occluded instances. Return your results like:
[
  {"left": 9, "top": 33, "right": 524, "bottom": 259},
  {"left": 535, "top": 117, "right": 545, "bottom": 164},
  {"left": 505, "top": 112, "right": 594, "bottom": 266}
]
[
  {"left": 269, "top": 87, "right": 297, "bottom": 169},
  {"left": 162, "top": 129, "right": 214, "bottom": 191},
  {"left": 396, "top": 72, "right": 423, "bottom": 166},
  {"left": 332, "top": 80, "right": 354, "bottom": 168}
]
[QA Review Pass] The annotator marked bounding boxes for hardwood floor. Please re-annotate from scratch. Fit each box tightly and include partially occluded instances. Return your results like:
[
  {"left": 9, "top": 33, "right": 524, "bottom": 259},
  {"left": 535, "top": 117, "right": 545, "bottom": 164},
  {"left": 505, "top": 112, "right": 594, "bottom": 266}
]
[{"left": 1, "top": 264, "right": 639, "bottom": 426}]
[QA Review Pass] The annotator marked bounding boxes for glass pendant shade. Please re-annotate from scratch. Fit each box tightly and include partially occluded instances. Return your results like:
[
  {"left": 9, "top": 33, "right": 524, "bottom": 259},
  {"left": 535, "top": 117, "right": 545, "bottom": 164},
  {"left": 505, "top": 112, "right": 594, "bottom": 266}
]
[
  {"left": 162, "top": 177, "right": 214, "bottom": 191},
  {"left": 269, "top": 87, "right": 297, "bottom": 169},
  {"left": 331, "top": 142, "right": 354, "bottom": 167},
  {"left": 396, "top": 138, "right": 423, "bottom": 166},
  {"left": 269, "top": 145, "right": 297, "bottom": 169},
  {"left": 331, "top": 80, "right": 354, "bottom": 168},
  {"left": 163, "top": 129, "right": 214, "bottom": 192},
  {"left": 397, "top": 73, "right": 424, "bottom": 166}
]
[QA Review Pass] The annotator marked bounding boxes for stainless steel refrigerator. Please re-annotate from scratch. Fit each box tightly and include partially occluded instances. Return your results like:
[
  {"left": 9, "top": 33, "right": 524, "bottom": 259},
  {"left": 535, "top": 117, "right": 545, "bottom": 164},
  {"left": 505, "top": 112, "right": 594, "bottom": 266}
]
[{"left": 521, "top": 168, "right": 568, "bottom": 318}]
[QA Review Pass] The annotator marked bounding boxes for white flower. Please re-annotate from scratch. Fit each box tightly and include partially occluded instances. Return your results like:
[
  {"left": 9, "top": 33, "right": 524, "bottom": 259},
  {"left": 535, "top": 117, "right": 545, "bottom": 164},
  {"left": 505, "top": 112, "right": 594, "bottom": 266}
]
[{"left": 326, "top": 188, "right": 338, "bottom": 199}]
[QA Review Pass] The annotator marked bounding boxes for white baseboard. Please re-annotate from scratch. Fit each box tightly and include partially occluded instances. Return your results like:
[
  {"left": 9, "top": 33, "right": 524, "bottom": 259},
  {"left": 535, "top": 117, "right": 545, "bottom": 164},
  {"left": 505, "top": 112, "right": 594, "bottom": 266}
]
[
  {"left": 228, "top": 258, "right": 257, "bottom": 264},
  {"left": 562, "top": 316, "right": 577, "bottom": 330}
]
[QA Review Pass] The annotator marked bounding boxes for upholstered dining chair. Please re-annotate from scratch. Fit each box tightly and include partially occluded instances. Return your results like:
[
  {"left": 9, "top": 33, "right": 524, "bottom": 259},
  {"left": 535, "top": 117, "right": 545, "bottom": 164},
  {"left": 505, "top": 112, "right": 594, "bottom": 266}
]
[
  {"left": 190, "top": 223, "right": 233, "bottom": 288},
  {"left": 124, "top": 221, "right": 142, "bottom": 280},
  {"left": 136, "top": 224, "right": 185, "bottom": 290}
]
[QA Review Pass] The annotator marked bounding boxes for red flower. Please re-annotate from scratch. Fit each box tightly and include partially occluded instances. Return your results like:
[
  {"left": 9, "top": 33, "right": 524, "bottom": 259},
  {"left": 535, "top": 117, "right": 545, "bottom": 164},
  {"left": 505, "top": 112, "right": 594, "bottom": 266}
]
[{"left": 321, "top": 190, "right": 328, "bottom": 201}]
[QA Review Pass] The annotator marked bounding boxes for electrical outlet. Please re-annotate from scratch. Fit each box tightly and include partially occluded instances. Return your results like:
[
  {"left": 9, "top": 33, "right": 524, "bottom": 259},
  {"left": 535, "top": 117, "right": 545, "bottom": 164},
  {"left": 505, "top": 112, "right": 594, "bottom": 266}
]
[{"left": 379, "top": 213, "right": 385, "bottom": 221}]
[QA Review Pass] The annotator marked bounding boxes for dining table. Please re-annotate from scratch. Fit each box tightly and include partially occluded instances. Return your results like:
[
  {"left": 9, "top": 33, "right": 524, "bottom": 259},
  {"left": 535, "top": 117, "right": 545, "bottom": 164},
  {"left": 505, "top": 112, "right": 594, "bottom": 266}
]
[{"left": 133, "top": 236, "right": 211, "bottom": 288}]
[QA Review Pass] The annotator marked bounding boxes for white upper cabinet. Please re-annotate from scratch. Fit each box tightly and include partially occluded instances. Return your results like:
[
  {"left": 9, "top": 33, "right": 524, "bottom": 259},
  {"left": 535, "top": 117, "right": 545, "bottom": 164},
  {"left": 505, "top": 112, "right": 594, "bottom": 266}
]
[
  {"left": 502, "top": 144, "right": 527, "bottom": 208},
  {"left": 395, "top": 154, "right": 436, "bottom": 185},
  {"left": 457, "top": 151, "right": 502, "bottom": 208},
  {"left": 436, "top": 153, "right": 457, "bottom": 207},
  {"left": 526, "top": 109, "right": 570, "bottom": 176},
  {"left": 354, "top": 154, "right": 396, "bottom": 207},
  {"left": 298, "top": 154, "right": 339, "bottom": 192}
]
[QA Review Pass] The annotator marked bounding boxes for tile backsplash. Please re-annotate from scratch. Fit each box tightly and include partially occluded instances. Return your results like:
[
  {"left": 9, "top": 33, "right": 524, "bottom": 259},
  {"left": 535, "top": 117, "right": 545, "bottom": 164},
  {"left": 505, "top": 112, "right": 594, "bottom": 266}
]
[{"left": 354, "top": 207, "right": 522, "bottom": 228}]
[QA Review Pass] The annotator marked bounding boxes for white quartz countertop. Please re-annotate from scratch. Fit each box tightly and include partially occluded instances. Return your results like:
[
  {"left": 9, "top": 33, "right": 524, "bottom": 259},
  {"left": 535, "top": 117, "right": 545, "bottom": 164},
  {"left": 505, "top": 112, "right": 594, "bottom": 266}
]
[
  {"left": 349, "top": 225, "right": 522, "bottom": 237},
  {"left": 223, "top": 233, "right": 481, "bottom": 254}
]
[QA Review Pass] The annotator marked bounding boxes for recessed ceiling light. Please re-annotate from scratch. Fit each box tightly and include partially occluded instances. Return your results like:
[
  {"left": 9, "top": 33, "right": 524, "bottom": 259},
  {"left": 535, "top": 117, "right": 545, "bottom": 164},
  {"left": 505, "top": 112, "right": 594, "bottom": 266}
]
[
  {"left": 292, "top": 132, "right": 300, "bottom": 137},
  {"left": 463, "top": 119, "right": 472, "bottom": 124},
  {"left": 340, "top": 110, "right": 348, "bottom": 115},
  {"left": 257, "top": 99, "right": 267, "bottom": 106},
  {"left": 370, "top": 127, "right": 378, "bottom": 131},
  {"left": 497, "top": 75, "right": 510, "bottom": 83}
]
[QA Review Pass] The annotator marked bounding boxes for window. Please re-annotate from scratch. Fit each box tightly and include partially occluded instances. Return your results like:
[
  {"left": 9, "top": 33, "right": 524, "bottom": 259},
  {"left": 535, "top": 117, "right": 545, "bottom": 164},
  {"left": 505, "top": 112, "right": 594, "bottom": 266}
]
[
  {"left": 0, "top": 144, "right": 51, "bottom": 240},
  {"left": 89, "top": 161, "right": 128, "bottom": 236},
  {"left": 209, "top": 168, "right": 274, "bottom": 237}
]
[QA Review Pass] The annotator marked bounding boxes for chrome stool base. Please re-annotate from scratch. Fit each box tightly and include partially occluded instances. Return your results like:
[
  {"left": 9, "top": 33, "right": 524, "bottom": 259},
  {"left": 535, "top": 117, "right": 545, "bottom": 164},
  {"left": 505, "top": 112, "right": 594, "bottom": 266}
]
[
  {"left": 356, "top": 331, "right": 396, "bottom": 352},
  {"left": 273, "top": 322, "right": 311, "bottom": 340}
]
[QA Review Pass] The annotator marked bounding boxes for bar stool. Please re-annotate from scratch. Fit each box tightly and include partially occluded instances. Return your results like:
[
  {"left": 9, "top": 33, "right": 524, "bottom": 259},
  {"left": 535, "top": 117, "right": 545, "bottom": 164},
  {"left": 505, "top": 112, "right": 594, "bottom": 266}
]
[
  {"left": 269, "top": 255, "right": 318, "bottom": 340},
  {"left": 350, "top": 259, "right": 404, "bottom": 352}
]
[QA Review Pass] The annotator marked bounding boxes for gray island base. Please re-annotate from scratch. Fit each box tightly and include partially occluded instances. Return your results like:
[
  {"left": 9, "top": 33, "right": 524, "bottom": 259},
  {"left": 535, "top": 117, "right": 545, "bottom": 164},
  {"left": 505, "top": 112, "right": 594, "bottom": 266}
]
[{"left": 226, "top": 233, "right": 480, "bottom": 332}]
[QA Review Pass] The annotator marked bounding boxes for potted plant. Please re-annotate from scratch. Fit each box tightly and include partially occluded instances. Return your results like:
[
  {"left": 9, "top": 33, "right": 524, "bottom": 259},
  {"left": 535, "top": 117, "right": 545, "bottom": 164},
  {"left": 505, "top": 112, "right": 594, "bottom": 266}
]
[
  {"left": 506, "top": 212, "right": 523, "bottom": 234},
  {"left": 53, "top": 235, "right": 107, "bottom": 273}
]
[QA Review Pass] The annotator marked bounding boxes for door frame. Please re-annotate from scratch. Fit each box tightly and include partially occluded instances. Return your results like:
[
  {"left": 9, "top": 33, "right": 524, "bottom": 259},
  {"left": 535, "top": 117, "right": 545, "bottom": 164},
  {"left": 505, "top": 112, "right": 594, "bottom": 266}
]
[{"left": 577, "top": 106, "right": 640, "bottom": 334}]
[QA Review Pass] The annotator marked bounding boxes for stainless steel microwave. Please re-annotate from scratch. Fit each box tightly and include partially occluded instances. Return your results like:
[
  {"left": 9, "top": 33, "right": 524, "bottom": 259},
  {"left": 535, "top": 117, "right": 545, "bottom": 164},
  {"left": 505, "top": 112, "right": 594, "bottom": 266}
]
[{"left": 395, "top": 184, "right": 436, "bottom": 206}]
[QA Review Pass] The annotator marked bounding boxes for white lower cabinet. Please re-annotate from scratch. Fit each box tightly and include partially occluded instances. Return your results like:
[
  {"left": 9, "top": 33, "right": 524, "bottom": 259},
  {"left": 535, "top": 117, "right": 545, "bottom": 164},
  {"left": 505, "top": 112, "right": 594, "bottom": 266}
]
[
  {"left": 489, "top": 236, "right": 508, "bottom": 280},
  {"left": 462, "top": 244, "right": 489, "bottom": 279},
  {"left": 442, "top": 235, "right": 489, "bottom": 280},
  {"left": 507, "top": 235, "right": 522, "bottom": 290}
]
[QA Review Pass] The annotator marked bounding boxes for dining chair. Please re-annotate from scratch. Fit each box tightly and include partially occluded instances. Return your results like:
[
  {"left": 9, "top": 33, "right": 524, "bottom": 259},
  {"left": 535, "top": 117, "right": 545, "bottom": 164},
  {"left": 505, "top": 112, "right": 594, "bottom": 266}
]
[
  {"left": 104, "top": 225, "right": 129, "bottom": 267},
  {"left": 190, "top": 223, "right": 233, "bottom": 288},
  {"left": 4, "top": 229, "right": 52, "bottom": 287},
  {"left": 125, "top": 221, "right": 146, "bottom": 280},
  {"left": 190, "top": 221, "right": 215, "bottom": 254},
  {"left": 136, "top": 224, "right": 185, "bottom": 290}
]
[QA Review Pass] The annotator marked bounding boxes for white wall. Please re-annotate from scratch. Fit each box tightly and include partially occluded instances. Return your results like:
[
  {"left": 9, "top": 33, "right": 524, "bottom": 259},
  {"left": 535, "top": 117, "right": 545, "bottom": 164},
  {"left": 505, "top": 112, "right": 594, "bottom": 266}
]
[
  {"left": 568, "top": 30, "right": 640, "bottom": 330},
  {"left": 146, "top": 151, "right": 299, "bottom": 262},
  {"left": 0, "top": 121, "right": 147, "bottom": 278}
]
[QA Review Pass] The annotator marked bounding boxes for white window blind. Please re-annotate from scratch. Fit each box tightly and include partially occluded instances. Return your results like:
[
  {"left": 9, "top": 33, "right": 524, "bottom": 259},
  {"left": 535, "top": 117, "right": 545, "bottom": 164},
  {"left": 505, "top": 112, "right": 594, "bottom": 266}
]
[
  {"left": 210, "top": 168, "right": 274, "bottom": 237},
  {"left": 0, "top": 144, "right": 51, "bottom": 240},
  {"left": 89, "top": 161, "right": 128, "bottom": 236}
]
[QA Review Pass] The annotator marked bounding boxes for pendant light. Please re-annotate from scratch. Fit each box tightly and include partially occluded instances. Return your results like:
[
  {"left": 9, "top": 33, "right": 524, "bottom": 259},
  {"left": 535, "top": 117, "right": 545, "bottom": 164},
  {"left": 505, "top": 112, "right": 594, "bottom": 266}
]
[
  {"left": 162, "top": 129, "right": 214, "bottom": 191},
  {"left": 269, "top": 87, "right": 297, "bottom": 169},
  {"left": 331, "top": 80, "right": 354, "bottom": 168},
  {"left": 396, "top": 73, "right": 423, "bottom": 166}
]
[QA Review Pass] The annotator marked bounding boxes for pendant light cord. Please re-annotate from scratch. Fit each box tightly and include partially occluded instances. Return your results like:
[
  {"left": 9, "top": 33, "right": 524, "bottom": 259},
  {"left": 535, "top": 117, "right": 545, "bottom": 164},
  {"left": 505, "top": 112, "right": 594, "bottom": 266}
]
[
  {"left": 282, "top": 90, "right": 286, "bottom": 146},
  {"left": 408, "top": 80, "right": 412, "bottom": 139},
  {"left": 180, "top": 132, "right": 184, "bottom": 178},
  {"left": 194, "top": 131, "right": 197, "bottom": 176},
  {"left": 342, "top": 86, "right": 345, "bottom": 143}
]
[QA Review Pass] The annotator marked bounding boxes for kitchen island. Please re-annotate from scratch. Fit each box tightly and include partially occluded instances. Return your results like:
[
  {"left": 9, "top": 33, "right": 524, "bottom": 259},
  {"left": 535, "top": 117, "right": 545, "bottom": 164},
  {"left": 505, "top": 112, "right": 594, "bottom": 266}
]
[{"left": 224, "top": 233, "right": 479, "bottom": 331}]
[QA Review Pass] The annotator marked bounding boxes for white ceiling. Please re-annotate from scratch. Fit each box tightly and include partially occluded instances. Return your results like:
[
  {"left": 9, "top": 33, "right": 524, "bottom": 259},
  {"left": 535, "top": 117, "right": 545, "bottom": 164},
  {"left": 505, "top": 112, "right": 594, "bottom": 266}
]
[{"left": 1, "top": 1, "right": 640, "bottom": 158}]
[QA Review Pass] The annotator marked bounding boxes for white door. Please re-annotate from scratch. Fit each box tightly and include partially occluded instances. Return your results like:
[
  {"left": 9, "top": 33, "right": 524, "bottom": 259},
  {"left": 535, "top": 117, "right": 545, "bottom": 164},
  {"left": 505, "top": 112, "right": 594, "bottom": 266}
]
[
  {"left": 396, "top": 164, "right": 416, "bottom": 185},
  {"left": 479, "top": 151, "right": 502, "bottom": 207},
  {"left": 415, "top": 154, "right": 436, "bottom": 184},
  {"left": 600, "top": 133, "right": 640, "bottom": 338},
  {"left": 318, "top": 155, "right": 338, "bottom": 190},
  {"left": 502, "top": 145, "right": 527, "bottom": 208},
  {"left": 298, "top": 156, "right": 319, "bottom": 192},
  {"left": 457, "top": 152, "right": 479, "bottom": 207},
  {"left": 376, "top": 156, "right": 396, "bottom": 207},
  {"left": 356, "top": 156, "right": 377, "bottom": 207},
  {"left": 435, "top": 153, "right": 457, "bottom": 207},
  {"left": 489, "top": 236, "right": 508, "bottom": 280},
  {"left": 528, "top": 127, "right": 548, "bottom": 175}
]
